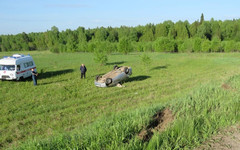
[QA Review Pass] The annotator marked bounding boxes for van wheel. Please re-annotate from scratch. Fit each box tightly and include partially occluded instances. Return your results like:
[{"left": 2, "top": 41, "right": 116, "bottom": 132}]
[
  {"left": 124, "top": 67, "right": 129, "bottom": 74},
  {"left": 105, "top": 78, "right": 112, "bottom": 85},
  {"left": 18, "top": 77, "right": 24, "bottom": 81}
]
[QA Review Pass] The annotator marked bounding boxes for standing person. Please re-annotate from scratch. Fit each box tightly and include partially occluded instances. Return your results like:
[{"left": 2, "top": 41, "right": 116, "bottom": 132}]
[
  {"left": 31, "top": 68, "right": 38, "bottom": 86},
  {"left": 80, "top": 64, "right": 87, "bottom": 79}
]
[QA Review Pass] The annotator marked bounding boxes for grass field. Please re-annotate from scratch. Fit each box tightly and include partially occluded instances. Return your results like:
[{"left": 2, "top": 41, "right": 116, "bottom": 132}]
[{"left": 0, "top": 51, "right": 240, "bottom": 149}]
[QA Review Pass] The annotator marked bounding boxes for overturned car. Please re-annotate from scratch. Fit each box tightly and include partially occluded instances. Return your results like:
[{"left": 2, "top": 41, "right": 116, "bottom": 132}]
[{"left": 95, "top": 65, "right": 132, "bottom": 87}]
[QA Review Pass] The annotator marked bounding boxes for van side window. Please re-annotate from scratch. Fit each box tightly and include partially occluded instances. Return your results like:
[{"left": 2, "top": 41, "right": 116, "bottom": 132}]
[
  {"left": 24, "top": 63, "right": 28, "bottom": 68},
  {"left": 17, "top": 65, "right": 20, "bottom": 71},
  {"left": 28, "top": 61, "right": 33, "bottom": 66},
  {"left": 23, "top": 61, "right": 33, "bottom": 68}
]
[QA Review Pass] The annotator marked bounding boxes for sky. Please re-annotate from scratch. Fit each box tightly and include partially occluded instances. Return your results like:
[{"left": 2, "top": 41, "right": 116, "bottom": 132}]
[{"left": 0, "top": 0, "right": 239, "bottom": 35}]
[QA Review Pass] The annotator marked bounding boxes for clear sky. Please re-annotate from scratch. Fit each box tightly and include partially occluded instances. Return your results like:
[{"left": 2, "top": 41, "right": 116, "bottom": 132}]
[{"left": 0, "top": 0, "right": 239, "bottom": 35}]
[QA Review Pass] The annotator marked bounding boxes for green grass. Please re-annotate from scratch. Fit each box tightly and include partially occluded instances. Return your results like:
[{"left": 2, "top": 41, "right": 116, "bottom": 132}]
[{"left": 0, "top": 51, "right": 240, "bottom": 149}]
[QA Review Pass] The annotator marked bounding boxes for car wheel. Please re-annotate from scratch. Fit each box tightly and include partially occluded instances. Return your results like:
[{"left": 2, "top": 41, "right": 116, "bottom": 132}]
[
  {"left": 95, "top": 75, "right": 101, "bottom": 81},
  {"left": 113, "top": 65, "right": 118, "bottom": 70},
  {"left": 124, "top": 67, "right": 129, "bottom": 74},
  {"left": 95, "top": 75, "right": 99, "bottom": 81},
  {"left": 105, "top": 78, "right": 112, "bottom": 85}
]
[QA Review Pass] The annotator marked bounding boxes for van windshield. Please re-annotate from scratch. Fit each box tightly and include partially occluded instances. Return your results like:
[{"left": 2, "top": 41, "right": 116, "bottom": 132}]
[{"left": 0, "top": 65, "right": 15, "bottom": 71}]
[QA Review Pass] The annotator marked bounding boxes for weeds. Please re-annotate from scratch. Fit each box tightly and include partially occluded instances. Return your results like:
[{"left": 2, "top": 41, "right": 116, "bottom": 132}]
[{"left": 1, "top": 52, "right": 240, "bottom": 149}]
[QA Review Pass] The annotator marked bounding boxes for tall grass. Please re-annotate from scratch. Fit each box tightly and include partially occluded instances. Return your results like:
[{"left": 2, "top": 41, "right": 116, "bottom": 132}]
[
  {"left": 1, "top": 52, "right": 240, "bottom": 149},
  {"left": 16, "top": 76, "right": 240, "bottom": 149}
]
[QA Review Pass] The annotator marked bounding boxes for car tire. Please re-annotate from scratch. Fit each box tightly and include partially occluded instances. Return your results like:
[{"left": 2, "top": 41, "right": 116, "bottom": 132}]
[
  {"left": 124, "top": 67, "right": 129, "bottom": 74},
  {"left": 95, "top": 75, "right": 101, "bottom": 81},
  {"left": 106, "top": 78, "right": 112, "bottom": 85},
  {"left": 95, "top": 75, "right": 99, "bottom": 81},
  {"left": 113, "top": 65, "right": 118, "bottom": 70}
]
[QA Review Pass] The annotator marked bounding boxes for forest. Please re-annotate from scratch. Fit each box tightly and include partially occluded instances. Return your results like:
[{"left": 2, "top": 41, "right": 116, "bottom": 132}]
[{"left": 1, "top": 14, "right": 240, "bottom": 53}]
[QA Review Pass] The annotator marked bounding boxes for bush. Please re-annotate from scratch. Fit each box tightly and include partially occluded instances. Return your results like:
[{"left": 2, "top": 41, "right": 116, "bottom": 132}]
[
  {"left": 224, "top": 40, "right": 236, "bottom": 52},
  {"left": 133, "top": 42, "right": 154, "bottom": 52},
  {"left": 154, "top": 37, "right": 176, "bottom": 52},
  {"left": 118, "top": 37, "right": 133, "bottom": 54},
  {"left": 132, "top": 42, "right": 144, "bottom": 52},
  {"left": 50, "top": 43, "right": 60, "bottom": 53},
  {"left": 178, "top": 39, "right": 193, "bottom": 53},
  {"left": 140, "top": 53, "right": 152, "bottom": 66},
  {"left": 235, "top": 42, "right": 240, "bottom": 52},
  {"left": 193, "top": 37, "right": 202, "bottom": 52},
  {"left": 103, "top": 41, "right": 117, "bottom": 54},
  {"left": 201, "top": 39, "right": 211, "bottom": 52},
  {"left": 136, "top": 42, "right": 154, "bottom": 52},
  {"left": 211, "top": 37, "right": 222, "bottom": 52},
  {"left": 87, "top": 42, "right": 96, "bottom": 53},
  {"left": 143, "top": 42, "right": 154, "bottom": 52},
  {"left": 93, "top": 48, "right": 108, "bottom": 65},
  {"left": 77, "top": 42, "right": 88, "bottom": 52}
]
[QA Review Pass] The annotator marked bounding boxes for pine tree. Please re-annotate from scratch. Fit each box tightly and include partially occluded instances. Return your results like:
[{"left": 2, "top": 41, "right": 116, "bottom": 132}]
[{"left": 200, "top": 13, "right": 204, "bottom": 24}]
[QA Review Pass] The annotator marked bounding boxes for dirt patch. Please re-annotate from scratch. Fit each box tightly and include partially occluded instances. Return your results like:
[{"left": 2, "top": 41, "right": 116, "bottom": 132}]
[
  {"left": 138, "top": 108, "right": 174, "bottom": 142},
  {"left": 195, "top": 125, "right": 240, "bottom": 150},
  {"left": 221, "top": 83, "right": 232, "bottom": 90}
]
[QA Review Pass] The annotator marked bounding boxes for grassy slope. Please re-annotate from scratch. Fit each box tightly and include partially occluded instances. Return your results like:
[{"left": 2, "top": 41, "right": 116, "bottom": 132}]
[{"left": 0, "top": 52, "right": 240, "bottom": 149}]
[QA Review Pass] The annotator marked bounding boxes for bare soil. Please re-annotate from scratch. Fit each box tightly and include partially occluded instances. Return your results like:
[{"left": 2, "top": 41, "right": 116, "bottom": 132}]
[
  {"left": 195, "top": 125, "right": 240, "bottom": 150},
  {"left": 138, "top": 108, "right": 174, "bottom": 142},
  {"left": 221, "top": 83, "right": 232, "bottom": 90}
]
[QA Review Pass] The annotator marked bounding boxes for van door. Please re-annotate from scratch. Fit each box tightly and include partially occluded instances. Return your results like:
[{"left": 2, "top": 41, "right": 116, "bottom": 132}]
[
  {"left": 17, "top": 65, "right": 21, "bottom": 71},
  {"left": 16, "top": 64, "right": 21, "bottom": 79},
  {"left": 23, "top": 62, "right": 28, "bottom": 78},
  {"left": 27, "top": 61, "right": 33, "bottom": 77}
]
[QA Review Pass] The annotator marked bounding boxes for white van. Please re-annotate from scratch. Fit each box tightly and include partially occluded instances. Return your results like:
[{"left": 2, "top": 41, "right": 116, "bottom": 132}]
[{"left": 0, "top": 54, "right": 36, "bottom": 80}]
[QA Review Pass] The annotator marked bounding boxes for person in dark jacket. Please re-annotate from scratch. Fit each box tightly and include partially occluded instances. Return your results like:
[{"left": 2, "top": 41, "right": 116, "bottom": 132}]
[
  {"left": 80, "top": 64, "right": 87, "bottom": 78},
  {"left": 31, "top": 68, "right": 38, "bottom": 85}
]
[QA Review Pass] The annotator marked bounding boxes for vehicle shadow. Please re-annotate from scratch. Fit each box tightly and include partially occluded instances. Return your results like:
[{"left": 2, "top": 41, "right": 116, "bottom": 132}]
[
  {"left": 106, "top": 61, "right": 126, "bottom": 66},
  {"left": 126, "top": 75, "right": 151, "bottom": 82},
  {"left": 18, "top": 78, "right": 32, "bottom": 82},
  {"left": 38, "top": 69, "right": 74, "bottom": 79},
  {"left": 150, "top": 65, "right": 169, "bottom": 70}
]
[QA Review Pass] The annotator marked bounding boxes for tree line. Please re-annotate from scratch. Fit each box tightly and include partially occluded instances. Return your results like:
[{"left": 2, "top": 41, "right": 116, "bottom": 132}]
[{"left": 1, "top": 14, "right": 240, "bottom": 53}]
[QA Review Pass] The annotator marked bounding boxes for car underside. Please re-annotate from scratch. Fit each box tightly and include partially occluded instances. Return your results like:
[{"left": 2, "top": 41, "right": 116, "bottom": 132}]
[{"left": 95, "top": 65, "right": 132, "bottom": 87}]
